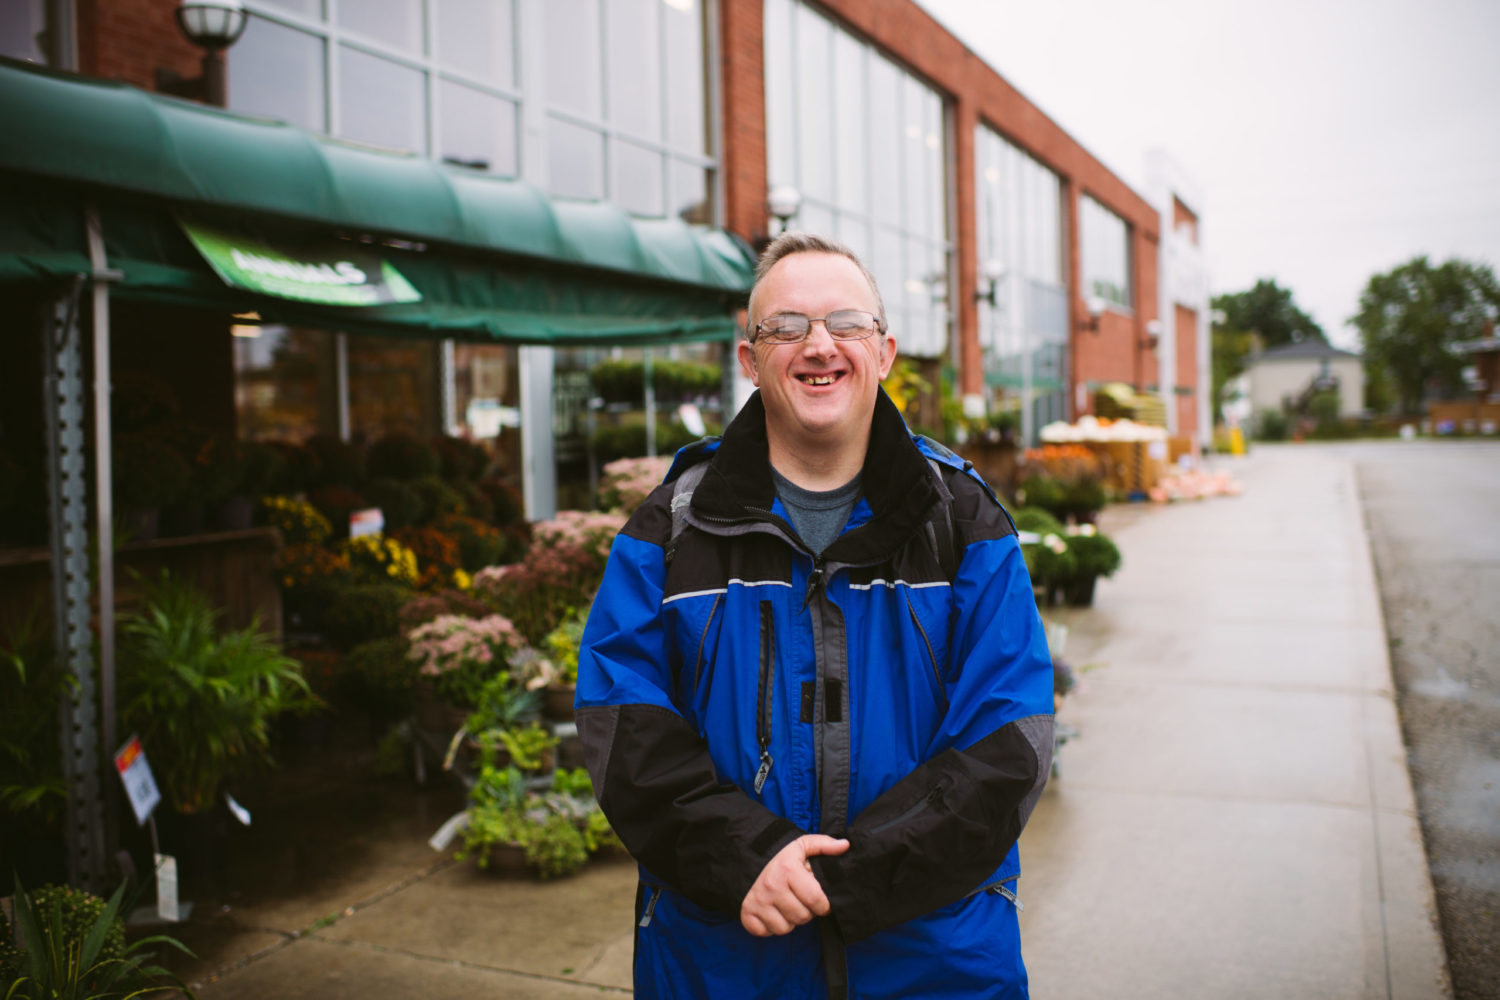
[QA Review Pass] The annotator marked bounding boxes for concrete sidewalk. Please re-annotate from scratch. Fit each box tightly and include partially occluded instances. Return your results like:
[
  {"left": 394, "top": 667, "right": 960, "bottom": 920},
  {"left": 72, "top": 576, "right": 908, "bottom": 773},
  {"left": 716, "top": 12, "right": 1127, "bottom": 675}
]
[
  {"left": 176, "top": 446, "right": 1450, "bottom": 998},
  {"left": 1020, "top": 447, "right": 1450, "bottom": 999}
]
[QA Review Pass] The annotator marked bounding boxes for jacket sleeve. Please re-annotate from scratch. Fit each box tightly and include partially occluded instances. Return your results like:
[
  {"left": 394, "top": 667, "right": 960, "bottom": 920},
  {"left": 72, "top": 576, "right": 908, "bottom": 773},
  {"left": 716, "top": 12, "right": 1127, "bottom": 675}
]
[
  {"left": 812, "top": 522, "right": 1055, "bottom": 944},
  {"left": 575, "top": 518, "right": 805, "bottom": 917}
]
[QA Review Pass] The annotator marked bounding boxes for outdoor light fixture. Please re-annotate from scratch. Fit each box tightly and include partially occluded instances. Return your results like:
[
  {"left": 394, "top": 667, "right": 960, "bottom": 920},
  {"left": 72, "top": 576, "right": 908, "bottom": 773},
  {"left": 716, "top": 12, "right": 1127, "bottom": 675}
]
[
  {"left": 156, "top": 0, "right": 248, "bottom": 106},
  {"left": 1079, "top": 295, "right": 1107, "bottom": 333},
  {"left": 975, "top": 258, "right": 1005, "bottom": 307},
  {"left": 767, "top": 185, "right": 802, "bottom": 235},
  {"left": 1144, "top": 319, "right": 1163, "bottom": 351}
]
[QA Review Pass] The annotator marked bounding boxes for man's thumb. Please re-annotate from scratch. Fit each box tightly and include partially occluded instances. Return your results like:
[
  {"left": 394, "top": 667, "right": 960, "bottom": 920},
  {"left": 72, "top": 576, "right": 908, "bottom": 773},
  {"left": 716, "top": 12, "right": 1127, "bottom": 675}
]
[{"left": 801, "top": 835, "right": 851, "bottom": 856}]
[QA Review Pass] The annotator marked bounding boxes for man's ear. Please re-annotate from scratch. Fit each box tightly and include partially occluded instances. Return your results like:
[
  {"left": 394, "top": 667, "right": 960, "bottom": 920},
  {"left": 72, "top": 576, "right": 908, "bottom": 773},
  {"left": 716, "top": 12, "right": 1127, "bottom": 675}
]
[
  {"left": 877, "top": 333, "right": 898, "bottom": 379},
  {"left": 737, "top": 338, "right": 759, "bottom": 385}
]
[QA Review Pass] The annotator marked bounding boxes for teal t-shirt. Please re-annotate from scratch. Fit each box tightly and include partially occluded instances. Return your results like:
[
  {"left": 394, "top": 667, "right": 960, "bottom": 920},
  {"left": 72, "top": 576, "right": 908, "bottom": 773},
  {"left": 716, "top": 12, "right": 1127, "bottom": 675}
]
[{"left": 771, "top": 468, "right": 862, "bottom": 556}]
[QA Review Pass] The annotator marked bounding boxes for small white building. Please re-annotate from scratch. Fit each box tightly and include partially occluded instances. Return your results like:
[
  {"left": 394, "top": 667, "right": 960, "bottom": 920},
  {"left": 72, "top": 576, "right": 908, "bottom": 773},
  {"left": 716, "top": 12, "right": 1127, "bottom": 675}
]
[{"left": 1245, "top": 338, "right": 1364, "bottom": 420}]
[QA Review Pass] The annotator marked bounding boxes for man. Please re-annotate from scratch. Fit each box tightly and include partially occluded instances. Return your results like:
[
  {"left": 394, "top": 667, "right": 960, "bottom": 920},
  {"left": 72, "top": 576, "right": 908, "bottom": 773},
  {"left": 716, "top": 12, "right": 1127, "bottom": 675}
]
[{"left": 576, "top": 233, "right": 1054, "bottom": 999}]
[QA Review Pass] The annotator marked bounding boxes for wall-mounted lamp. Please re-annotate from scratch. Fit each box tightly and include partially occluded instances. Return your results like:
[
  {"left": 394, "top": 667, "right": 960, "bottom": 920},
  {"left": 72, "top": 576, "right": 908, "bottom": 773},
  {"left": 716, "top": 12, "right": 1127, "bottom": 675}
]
[
  {"left": 155, "top": 0, "right": 249, "bottom": 106},
  {"left": 1144, "top": 319, "right": 1163, "bottom": 351},
  {"left": 767, "top": 185, "right": 802, "bottom": 235},
  {"left": 1078, "top": 295, "right": 1107, "bottom": 333},
  {"left": 974, "top": 258, "right": 1006, "bottom": 308}
]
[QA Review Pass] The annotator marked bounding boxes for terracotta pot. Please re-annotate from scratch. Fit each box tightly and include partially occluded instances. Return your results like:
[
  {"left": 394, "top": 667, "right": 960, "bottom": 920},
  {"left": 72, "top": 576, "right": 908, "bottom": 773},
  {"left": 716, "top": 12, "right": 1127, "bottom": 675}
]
[{"left": 476, "top": 842, "right": 529, "bottom": 877}]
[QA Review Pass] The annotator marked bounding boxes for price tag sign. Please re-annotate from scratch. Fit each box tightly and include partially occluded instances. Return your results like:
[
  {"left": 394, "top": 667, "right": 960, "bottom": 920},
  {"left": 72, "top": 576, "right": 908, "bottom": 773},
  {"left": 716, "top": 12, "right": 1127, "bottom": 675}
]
[{"left": 114, "top": 735, "right": 161, "bottom": 826}]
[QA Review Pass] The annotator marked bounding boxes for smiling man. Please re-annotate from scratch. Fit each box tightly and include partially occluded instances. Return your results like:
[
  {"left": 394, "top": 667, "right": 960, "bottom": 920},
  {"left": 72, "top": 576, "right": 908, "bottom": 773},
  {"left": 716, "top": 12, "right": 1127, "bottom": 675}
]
[{"left": 576, "top": 233, "right": 1055, "bottom": 999}]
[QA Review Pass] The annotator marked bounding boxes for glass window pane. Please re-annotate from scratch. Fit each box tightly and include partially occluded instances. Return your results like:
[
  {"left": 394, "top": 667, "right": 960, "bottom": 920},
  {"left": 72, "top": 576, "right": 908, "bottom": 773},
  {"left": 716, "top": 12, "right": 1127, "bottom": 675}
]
[
  {"left": 546, "top": 0, "right": 601, "bottom": 118},
  {"left": 868, "top": 54, "right": 900, "bottom": 226},
  {"left": 337, "top": 46, "right": 425, "bottom": 153},
  {"left": 663, "top": 0, "right": 706, "bottom": 152},
  {"left": 836, "top": 215, "right": 871, "bottom": 261},
  {"left": 337, "top": 0, "right": 423, "bottom": 53},
  {"left": 547, "top": 118, "right": 605, "bottom": 199},
  {"left": 229, "top": 18, "right": 325, "bottom": 131},
  {"left": 437, "top": 0, "right": 514, "bottom": 88},
  {"left": 871, "top": 227, "right": 902, "bottom": 315},
  {"left": 605, "top": 0, "right": 660, "bottom": 139},
  {"left": 832, "top": 30, "right": 865, "bottom": 213},
  {"left": 798, "top": 202, "right": 834, "bottom": 240},
  {"left": 453, "top": 343, "right": 522, "bottom": 479},
  {"left": 439, "top": 80, "right": 518, "bottom": 175},
  {"left": 670, "top": 159, "right": 710, "bottom": 224},
  {"left": 925, "top": 90, "right": 945, "bottom": 242},
  {"left": 0, "top": 0, "right": 47, "bottom": 63},
  {"left": 794, "top": 8, "right": 832, "bottom": 202},
  {"left": 901, "top": 76, "right": 926, "bottom": 235},
  {"left": 347, "top": 336, "right": 439, "bottom": 439},
  {"left": 763, "top": 0, "right": 795, "bottom": 186},
  {"left": 260, "top": 0, "right": 322, "bottom": 17},
  {"left": 611, "top": 140, "right": 664, "bottom": 216},
  {"left": 233, "top": 325, "right": 328, "bottom": 442}
]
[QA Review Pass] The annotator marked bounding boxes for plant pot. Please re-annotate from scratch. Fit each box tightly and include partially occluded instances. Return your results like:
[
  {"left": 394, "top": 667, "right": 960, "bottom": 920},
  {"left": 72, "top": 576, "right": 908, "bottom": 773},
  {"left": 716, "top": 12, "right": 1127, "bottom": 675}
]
[
  {"left": 476, "top": 842, "right": 530, "bottom": 878},
  {"left": 414, "top": 682, "right": 470, "bottom": 735},
  {"left": 542, "top": 685, "right": 577, "bottom": 721},
  {"left": 1063, "top": 576, "right": 1098, "bottom": 607}
]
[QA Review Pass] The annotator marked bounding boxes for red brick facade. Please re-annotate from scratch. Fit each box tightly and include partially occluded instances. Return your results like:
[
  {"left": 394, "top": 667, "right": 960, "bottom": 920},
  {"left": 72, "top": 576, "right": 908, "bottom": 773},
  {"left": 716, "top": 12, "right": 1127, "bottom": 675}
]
[{"left": 1175, "top": 304, "right": 1199, "bottom": 437}]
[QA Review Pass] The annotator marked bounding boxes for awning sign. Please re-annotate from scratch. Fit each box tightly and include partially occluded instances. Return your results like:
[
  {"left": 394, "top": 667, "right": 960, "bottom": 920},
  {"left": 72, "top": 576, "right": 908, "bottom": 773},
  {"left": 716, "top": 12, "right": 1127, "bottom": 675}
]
[{"left": 180, "top": 220, "right": 421, "bottom": 306}]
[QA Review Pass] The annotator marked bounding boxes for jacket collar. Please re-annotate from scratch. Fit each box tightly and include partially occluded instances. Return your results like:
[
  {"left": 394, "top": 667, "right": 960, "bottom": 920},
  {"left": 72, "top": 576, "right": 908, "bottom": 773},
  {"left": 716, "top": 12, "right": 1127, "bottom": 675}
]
[{"left": 692, "top": 388, "right": 942, "bottom": 564}]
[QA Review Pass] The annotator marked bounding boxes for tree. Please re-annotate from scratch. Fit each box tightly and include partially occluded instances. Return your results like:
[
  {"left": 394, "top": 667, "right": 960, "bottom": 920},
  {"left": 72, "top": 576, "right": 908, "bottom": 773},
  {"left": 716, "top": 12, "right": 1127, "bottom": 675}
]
[
  {"left": 1213, "top": 278, "right": 1324, "bottom": 349},
  {"left": 1209, "top": 279, "right": 1323, "bottom": 423},
  {"left": 1351, "top": 256, "right": 1500, "bottom": 416}
]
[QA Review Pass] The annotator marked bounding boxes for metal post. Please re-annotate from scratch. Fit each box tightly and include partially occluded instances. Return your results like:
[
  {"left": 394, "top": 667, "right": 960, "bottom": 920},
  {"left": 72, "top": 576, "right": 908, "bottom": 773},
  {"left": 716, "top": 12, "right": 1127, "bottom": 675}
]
[
  {"left": 643, "top": 348, "right": 657, "bottom": 458},
  {"left": 202, "top": 48, "right": 226, "bottom": 108},
  {"left": 46, "top": 275, "right": 107, "bottom": 894}
]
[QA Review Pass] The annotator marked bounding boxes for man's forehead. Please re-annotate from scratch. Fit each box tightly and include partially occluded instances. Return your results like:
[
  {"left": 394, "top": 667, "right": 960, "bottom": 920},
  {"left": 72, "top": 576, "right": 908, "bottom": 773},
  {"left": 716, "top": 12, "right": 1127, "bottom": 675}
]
[{"left": 753, "top": 252, "right": 878, "bottom": 314}]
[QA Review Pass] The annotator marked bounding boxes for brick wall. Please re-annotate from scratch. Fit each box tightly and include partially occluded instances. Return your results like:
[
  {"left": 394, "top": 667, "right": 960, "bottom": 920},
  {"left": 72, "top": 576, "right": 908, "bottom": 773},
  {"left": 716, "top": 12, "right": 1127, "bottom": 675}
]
[
  {"left": 721, "top": 0, "right": 769, "bottom": 248},
  {"left": 79, "top": 0, "right": 198, "bottom": 89},
  {"left": 1175, "top": 304, "right": 1199, "bottom": 437}
]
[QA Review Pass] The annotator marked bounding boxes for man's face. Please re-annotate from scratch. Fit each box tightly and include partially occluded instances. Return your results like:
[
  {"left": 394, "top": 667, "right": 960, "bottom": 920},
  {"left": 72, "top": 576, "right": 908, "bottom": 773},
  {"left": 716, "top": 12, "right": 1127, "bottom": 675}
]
[{"left": 739, "top": 252, "right": 897, "bottom": 450}]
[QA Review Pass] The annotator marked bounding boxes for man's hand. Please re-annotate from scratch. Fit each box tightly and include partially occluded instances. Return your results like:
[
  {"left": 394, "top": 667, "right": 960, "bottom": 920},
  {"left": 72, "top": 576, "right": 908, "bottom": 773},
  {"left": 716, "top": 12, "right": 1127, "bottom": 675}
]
[{"left": 740, "top": 834, "right": 850, "bottom": 937}]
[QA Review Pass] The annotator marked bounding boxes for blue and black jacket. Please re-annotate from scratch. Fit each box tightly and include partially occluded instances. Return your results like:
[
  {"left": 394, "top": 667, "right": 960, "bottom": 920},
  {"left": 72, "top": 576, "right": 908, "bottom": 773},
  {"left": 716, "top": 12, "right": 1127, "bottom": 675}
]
[{"left": 577, "top": 389, "right": 1054, "bottom": 999}]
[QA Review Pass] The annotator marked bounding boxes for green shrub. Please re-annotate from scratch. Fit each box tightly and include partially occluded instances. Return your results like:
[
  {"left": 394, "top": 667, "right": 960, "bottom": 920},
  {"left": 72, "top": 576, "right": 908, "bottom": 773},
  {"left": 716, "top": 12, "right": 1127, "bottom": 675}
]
[
  {"left": 1012, "top": 506, "right": 1065, "bottom": 536},
  {"left": 1256, "top": 409, "right": 1289, "bottom": 441},
  {"left": 438, "top": 513, "right": 508, "bottom": 572},
  {"left": 1016, "top": 474, "right": 1067, "bottom": 519},
  {"left": 432, "top": 435, "right": 491, "bottom": 482},
  {"left": 321, "top": 583, "right": 411, "bottom": 651},
  {"left": 397, "top": 588, "right": 493, "bottom": 632},
  {"left": 340, "top": 636, "right": 419, "bottom": 720},
  {"left": 304, "top": 432, "right": 364, "bottom": 487},
  {"left": 362, "top": 477, "right": 423, "bottom": 531},
  {"left": 591, "top": 418, "right": 714, "bottom": 464},
  {"left": 1067, "top": 532, "right": 1122, "bottom": 579},
  {"left": 411, "top": 474, "right": 467, "bottom": 524},
  {"left": 367, "top": 432, "right": 440, "bottom": 481},
  {"left": 479, "top": 478, "right": 525, "bottom": 527}
]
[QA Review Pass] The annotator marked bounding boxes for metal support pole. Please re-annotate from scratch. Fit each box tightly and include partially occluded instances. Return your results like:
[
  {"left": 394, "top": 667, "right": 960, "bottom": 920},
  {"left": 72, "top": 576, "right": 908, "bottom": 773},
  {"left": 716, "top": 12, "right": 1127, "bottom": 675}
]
[
  {"left": 643, "top": 348, "right": 657, "bottom": 458},
  {"left": 46, "top": 275, "right": 107, "bottom": 894}
]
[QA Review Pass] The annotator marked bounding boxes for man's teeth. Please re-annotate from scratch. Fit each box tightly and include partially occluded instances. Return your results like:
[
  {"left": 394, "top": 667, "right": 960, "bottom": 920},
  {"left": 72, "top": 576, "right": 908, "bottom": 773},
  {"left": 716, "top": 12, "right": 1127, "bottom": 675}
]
[{"left": 800, "top": 374, "right": 838, "bottom": 385}]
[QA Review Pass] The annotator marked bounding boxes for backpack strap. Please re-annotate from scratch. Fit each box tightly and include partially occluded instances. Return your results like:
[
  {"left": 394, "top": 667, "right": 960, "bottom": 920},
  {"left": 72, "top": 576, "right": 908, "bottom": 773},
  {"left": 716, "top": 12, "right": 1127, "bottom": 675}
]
[{"left": 665, "top": 461, "right": 710, "bottom": 567}]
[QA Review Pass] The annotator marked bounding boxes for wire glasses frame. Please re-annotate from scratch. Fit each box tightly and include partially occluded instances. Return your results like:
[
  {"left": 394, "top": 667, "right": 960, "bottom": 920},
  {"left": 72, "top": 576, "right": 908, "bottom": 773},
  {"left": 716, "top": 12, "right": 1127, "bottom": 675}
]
[{"left": 750, "top": 309, "right": 886, "bottom": 345}]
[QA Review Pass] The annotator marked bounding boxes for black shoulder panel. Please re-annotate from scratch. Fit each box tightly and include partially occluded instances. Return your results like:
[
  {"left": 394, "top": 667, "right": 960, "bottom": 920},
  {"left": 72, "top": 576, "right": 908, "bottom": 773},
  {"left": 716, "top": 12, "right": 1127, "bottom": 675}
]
[
  {"left": 619, "top": 481, "right": 674, "bottom": 547},
  {"left": 942, "top": 466, "right": 1017, "bottom": 548}
]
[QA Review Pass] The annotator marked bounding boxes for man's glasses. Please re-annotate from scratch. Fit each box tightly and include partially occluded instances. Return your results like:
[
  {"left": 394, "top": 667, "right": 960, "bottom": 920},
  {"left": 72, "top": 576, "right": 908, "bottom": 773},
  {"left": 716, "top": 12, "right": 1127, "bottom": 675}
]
[{"left": 751, "top": 310, "right": 885, "bottom": 345}]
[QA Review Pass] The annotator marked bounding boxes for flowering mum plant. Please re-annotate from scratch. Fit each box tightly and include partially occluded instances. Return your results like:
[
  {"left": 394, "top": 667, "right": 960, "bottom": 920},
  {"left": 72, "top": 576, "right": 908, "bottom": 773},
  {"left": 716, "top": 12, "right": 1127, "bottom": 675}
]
[
  {"left": 274, "top": 542, "right": 352, "bottom": 592},
  {"left": 261, "top": 494, "right": 333, "bottom": 546},
  {"left": 474, "top": 509, "right": 624, "bottom": 645},
  {"left": 342, "top": 534, "right": 420, "bottom": 588},
  {"left": 392, "top": 524, "right": 463, "bottom": 592},
  {"left": 407, "top": 613, "right": 524, "bottom": 706},
  {"left": 598, "top": 456, "right": 670, "bottom": 514}
]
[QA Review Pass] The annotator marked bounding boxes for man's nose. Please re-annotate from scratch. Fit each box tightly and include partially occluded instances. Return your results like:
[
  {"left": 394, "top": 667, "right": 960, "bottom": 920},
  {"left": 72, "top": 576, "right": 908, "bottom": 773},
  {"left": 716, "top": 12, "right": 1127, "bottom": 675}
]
[{"left": 801, "top": 318, "right": 839, "bottom": 353}]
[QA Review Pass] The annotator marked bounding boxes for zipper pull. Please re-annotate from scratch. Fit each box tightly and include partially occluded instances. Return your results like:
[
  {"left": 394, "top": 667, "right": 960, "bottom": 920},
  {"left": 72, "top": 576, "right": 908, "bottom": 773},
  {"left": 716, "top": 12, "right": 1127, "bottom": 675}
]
[
  {"left": 802, "top": 559, "right": 825, "bottom": 610},
  {"left": 753, "top": 750, "right": 774, "bottom": 794}
]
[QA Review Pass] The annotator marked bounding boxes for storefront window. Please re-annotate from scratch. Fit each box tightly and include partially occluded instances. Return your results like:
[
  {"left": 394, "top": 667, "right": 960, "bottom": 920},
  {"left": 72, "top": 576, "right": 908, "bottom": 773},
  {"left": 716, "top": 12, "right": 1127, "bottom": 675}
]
[
  {"left": 338, "top": 46, "right": 425, "bottom": 153},
  {"left": 229, "top": 16, "right": 326, "bottom": 132},
  {"left": 0, "top": 0, "right": 48, "bottom": 64},
  {"left": 337, "top": 0, "right": 423, "bottom": 54},
  {"left": 764, "top": 0, "right": 951, "bottom": 358},
  {"left": 1081, "top": 195, "right": 1133, "bottom": 310},
  {"left": 233, "top": 324, "right": 329, "bottom": 442},
  {"left": 346, "top": 336, "right": 440, "bottom": 442}
]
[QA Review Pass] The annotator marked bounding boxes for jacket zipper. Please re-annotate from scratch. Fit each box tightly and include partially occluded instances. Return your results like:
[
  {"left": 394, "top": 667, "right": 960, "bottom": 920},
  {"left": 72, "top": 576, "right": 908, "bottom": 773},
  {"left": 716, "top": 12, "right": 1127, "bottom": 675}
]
[
  {"left": 692, "top": 592, "right": 722, "bottom": 691},
  {"left": 754, "top": 600, "right": 775, "bottom": 794},
  {"left": 867, "top": 782, "right": 946, "bottom": 836},
  {"left": 801, "top": 555, "right": 825, "bottom": 611},
  {"left": 905, "top": 594, "right": 948, "bottom": 710},
  {"left": 638, "top": 885, "right": 663, "bottom": 927}
]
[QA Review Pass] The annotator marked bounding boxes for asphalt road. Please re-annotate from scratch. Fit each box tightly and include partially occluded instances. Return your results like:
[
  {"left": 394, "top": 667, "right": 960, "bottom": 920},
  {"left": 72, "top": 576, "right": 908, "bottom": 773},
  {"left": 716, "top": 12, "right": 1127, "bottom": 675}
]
[{"left": 1351, "top": 439, "right": 1500, "bottom": 1000}]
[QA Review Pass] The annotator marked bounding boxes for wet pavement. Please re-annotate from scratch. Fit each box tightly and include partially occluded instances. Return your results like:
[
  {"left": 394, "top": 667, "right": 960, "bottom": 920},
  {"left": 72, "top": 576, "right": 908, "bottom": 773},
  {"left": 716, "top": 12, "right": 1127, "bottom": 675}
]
[{"left": 151, "top": 445, "right": 1452, "bottom": 999}]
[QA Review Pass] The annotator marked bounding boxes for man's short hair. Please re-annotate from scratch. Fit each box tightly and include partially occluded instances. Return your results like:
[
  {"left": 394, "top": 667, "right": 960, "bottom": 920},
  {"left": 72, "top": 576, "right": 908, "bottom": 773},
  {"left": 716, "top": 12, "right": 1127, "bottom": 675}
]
[{"left": 747, "top": 232, "right": 887, "bottom": 338}]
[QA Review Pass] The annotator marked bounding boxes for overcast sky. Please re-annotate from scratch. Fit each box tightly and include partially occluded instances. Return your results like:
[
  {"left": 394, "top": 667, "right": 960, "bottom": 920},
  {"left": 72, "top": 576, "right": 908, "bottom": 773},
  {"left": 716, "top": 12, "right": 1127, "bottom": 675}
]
[{"left": 915, "top": 0, "right": 1500, "bottom": 348}]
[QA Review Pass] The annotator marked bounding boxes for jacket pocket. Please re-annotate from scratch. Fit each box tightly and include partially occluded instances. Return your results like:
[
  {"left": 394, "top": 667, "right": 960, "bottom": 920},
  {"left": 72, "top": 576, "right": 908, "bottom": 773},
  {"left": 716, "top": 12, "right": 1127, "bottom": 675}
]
[
  {"left": 905, "top": 592, "right": 949, "bottom": 712},
  {"left": 691, "top": 592, "right": 723, "bottom": 692},
  {"left": 754, "top": 600, "right": 775, "bottom": 795}
]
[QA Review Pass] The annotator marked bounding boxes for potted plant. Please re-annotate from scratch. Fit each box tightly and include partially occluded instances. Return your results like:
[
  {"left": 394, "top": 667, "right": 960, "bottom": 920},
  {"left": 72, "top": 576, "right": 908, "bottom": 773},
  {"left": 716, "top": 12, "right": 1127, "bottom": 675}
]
[
  {"left": 490, "top": 723, "right": 558, "bottom": 774},
  {"left": 537, "top": 612, "right": 586, "bottom": 720},
  {"left": 111, "top": 432, "right": 191, "bottom": 543},
  {"left": 117, "top": 570, "right": 321, "bottom": 816},
  {"left": 1, "top": 876, "right": 195, "bottom": 999},
  {"left": 405, "top": 613, "right": 526, "bottom": 731},
  {"left": 1060, "top": 527, "right": 1122, "bottom": 607},
  {"left": 1019, "top": 531, "right": 1075, "bottom": 607},
  {"left": 457, "top": 761, "right": 588, "bottom": 879}
]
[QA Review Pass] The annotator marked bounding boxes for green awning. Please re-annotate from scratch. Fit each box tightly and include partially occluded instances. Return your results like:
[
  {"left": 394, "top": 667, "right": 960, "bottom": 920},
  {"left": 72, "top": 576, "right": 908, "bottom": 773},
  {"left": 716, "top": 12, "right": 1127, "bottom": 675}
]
[{"left": 0, "top": 56, "right": 753, "bottom": 345}]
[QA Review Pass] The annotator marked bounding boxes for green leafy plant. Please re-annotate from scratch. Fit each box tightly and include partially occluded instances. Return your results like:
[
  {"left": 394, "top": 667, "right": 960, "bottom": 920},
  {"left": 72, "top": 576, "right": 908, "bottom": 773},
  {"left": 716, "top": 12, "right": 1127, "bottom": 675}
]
[
  {"left": 117, "top": 572, "right": 320, "bottom": 813},
  {"left": 493, "top": 724, "right": 558, "bottom": 773},
  {"left": 1, "top": 612, "right": 67, "bottom": 827},
  {"left": 1011, "top": 506, "right": 1065, "bottom": 536},
  {"left": 1066, "top": 530, "right": 1122, "bottom": 580},
  {"left": 410, "top": 475, "right": 466, "bottom": 524},
  {"left": 541, "top": 613, "right": 587, "bottom": 688},
  {"left": 365, "top": 432, "right": 439, "bottom": 481},
  {"left": 320, "top": 583, "right": 410, "bottom": 652},
  {"left": 1, "top": 876, "right": 194, "bottom": 1000},
  {"left": 582, "top": 807, "right": 624, "bottom": 856},
  {"left": 360, "top": 478, "right": 424, "bottom": 532},
  {"left": 551, "top": 767, "right": 593, "bottom": 798},
  {"left": 465, "top": 671, "right": 541, "bottom": 737}
]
